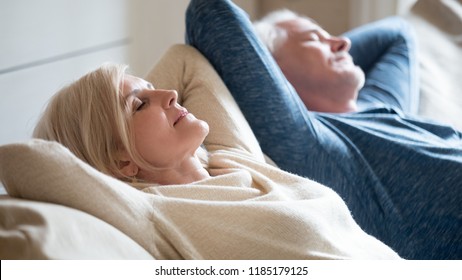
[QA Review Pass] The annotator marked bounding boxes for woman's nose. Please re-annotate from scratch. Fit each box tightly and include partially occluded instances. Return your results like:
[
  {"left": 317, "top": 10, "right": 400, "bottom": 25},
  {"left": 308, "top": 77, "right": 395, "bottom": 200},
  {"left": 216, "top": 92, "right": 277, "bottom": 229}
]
[
  {"left": 330, "top": 36, "right": 351, "bottom": 52},
  {"left": 159, "top": 89, "right": 178, "bottom": 109}
]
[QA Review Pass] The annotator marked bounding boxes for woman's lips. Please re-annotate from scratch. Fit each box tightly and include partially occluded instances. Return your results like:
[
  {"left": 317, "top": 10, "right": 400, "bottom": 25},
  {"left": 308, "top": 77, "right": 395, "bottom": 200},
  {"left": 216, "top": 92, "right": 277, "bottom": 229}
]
[{"left": 174, "top": 109, "right": 189, "bottom": 126}]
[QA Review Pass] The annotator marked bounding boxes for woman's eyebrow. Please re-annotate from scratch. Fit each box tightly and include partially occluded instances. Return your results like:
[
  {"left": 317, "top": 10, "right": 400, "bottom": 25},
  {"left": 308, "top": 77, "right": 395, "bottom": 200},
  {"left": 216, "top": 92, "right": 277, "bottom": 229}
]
[
  {"left": 125, "top": 82, "right": 153, "bottom": 101},
  {"left": 124, "top": 88, "right": 141, "bottom": 101},
  {"left": 131, "top": 88, "right": 141, "bottom": 96}
]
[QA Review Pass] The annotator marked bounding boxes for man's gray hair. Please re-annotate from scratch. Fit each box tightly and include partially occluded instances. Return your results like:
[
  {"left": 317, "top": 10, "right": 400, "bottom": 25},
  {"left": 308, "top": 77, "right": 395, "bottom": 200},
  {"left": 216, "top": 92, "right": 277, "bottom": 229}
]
[{"left": 253, "top": 9, "right": 309, "bottom": 54}]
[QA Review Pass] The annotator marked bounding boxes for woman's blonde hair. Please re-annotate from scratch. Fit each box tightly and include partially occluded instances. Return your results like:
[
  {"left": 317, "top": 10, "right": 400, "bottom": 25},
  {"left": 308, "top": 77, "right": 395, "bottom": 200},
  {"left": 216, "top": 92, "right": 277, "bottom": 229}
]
[{"left": 33, "top": 63, "right": 140, "bottom": 181}]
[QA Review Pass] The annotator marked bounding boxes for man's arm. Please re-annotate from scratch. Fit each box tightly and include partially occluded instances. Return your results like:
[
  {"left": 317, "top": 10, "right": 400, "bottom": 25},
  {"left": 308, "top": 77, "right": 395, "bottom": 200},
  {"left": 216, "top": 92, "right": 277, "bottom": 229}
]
[
  {"left": 185, "top": 0, "right": 327, "bottom": 172},
  {"left": 344, "top": 17, "right": 420, "bottom": 114}
]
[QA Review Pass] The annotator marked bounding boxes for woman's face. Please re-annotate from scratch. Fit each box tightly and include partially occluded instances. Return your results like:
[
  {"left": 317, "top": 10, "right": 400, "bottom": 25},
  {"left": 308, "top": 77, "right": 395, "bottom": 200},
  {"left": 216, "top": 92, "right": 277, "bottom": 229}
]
[{"left": 122, "top": 75, "right": 209, "bottom": 169}]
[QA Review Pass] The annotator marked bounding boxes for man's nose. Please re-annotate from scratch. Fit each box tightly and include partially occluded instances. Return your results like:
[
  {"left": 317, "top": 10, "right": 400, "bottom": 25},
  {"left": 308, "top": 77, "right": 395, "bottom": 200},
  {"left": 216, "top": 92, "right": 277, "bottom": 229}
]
[{"left": 330, "top": 36, "right": 351, "bottom": 52}]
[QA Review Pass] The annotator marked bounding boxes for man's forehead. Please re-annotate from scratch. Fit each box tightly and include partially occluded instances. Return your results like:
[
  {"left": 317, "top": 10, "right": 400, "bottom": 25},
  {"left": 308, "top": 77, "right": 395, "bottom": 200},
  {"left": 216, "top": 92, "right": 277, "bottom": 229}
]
[{"left": 278, "top": 18, "right": 321, "bottom": 32}]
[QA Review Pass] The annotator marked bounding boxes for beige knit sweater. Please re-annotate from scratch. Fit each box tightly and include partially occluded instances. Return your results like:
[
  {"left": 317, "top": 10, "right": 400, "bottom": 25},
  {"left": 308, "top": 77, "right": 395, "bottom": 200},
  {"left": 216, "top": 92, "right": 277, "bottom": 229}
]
[{"left": 1, "top": 45, "right": 400, "bottom": 259}]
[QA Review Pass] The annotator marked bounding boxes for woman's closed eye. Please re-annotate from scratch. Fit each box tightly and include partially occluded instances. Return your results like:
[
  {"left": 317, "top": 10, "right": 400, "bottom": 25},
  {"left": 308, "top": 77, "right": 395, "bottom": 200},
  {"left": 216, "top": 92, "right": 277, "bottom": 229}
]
[{"left": 133, "top": 98, "right": 147, "bottom": 112}]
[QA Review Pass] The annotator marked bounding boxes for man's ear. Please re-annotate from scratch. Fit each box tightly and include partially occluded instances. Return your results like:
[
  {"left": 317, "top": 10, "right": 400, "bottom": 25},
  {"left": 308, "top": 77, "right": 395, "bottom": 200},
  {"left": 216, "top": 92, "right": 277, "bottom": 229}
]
[{"left": 118, "top": 151, "right": 139, "bottom": 177}]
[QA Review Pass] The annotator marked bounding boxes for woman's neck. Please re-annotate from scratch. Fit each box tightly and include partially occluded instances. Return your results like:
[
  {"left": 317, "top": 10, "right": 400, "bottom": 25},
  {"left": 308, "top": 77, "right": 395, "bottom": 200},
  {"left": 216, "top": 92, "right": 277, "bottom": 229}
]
[{"left": 138, "top": 154, "right": 210, "bottom": 185}]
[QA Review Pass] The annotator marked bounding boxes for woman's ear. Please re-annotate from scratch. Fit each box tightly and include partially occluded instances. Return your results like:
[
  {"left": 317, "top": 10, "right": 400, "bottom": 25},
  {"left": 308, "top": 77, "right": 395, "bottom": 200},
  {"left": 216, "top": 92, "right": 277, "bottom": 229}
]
[{"left": 118, "top": 151, "right": 139, "bottom": 177}]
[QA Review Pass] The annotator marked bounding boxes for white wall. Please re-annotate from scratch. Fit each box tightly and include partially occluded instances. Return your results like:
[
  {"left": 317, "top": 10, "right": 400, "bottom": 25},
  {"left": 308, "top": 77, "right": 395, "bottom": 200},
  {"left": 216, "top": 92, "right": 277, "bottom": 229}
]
[
  {"left": 0, "top": 0, "right": 130, "bottom": 145},
  {"left": 127, "top": 0, "right": 189, "bottom": 77},
  {"left": 128, "top": 0, "right": 258, "bottom": 77},
  {"left": 349, "top": 0, "right": 418, "bottom": 29}
]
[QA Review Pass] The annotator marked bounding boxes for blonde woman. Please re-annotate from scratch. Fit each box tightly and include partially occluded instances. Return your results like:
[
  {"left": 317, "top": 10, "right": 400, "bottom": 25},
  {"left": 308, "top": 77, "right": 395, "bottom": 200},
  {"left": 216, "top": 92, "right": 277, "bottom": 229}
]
[{"left": 31, "top": 42, "right": 400, "bottom": 259}]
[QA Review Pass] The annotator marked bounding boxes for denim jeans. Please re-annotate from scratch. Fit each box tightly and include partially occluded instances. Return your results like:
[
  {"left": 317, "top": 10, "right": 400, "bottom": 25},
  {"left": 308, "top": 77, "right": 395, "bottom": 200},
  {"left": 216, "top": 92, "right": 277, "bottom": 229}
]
[{"left": 186, "top": 0, "right": 461, "bottom": 259}]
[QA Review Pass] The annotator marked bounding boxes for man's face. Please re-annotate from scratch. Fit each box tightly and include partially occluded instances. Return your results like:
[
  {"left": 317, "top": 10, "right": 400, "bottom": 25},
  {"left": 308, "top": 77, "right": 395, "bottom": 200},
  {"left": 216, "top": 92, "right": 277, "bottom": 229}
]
[{"left": 274, "top": 17, "right": 365, "bottom": 112}]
